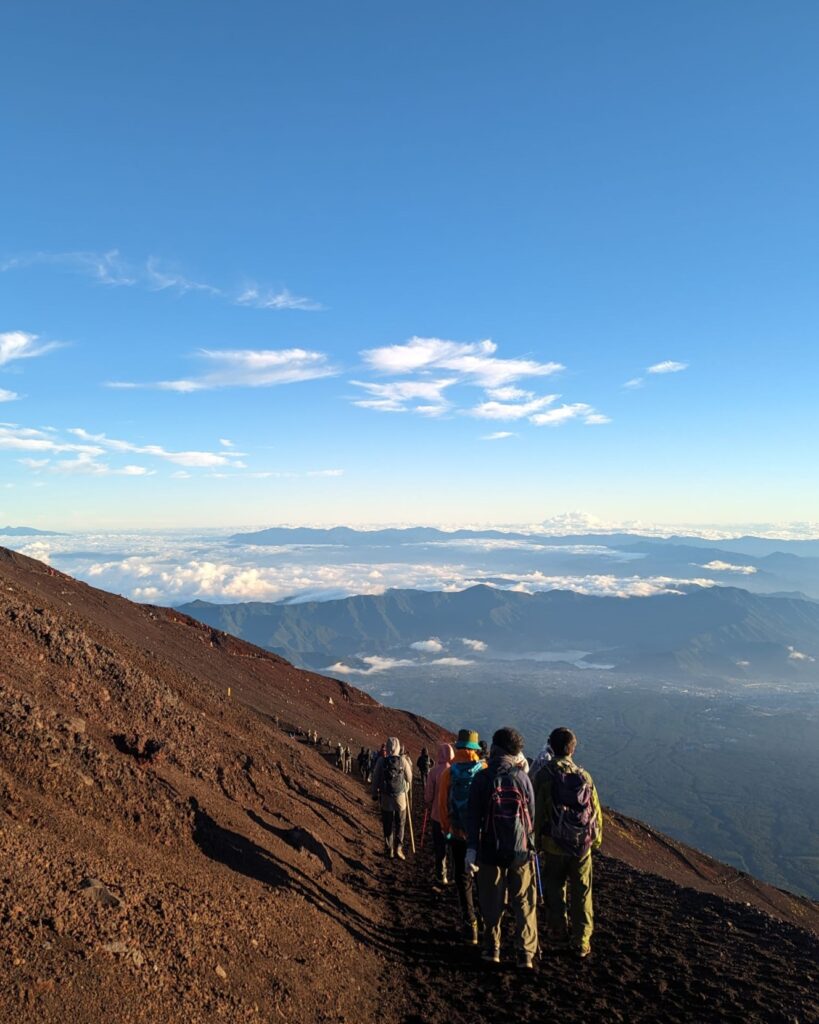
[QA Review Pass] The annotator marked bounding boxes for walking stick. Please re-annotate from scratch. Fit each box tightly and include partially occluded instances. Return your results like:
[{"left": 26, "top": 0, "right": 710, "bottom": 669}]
[
  {"left": 406, "top": 788, "right": 416, "bottom": 854},
  {"left": 534, "top": 852, "right": 545, "bottom": 908},
  {"left": 420, "top": 808, "right": 429, "bottom": 847}
]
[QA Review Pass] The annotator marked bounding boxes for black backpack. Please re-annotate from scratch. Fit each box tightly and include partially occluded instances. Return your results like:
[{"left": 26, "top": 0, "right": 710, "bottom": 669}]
[{"left": 381, "top": 755, "right": 406, "bottom": 797}]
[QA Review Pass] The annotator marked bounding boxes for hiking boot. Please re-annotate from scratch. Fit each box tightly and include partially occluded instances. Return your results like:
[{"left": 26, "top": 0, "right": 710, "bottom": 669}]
[
  {"left": 395, "top": 847, "right": 406, "bottom": 861},
  {"left": 516, "top": 953, "right": 534, "bottom": 970},
  {"left": 464, "top": 920, "right": 479, "bottom": 946},
  {"left": 573, "top": 943, "right": 591, "bottom": 959},
  {"left": 481, "top": 946, "right": 500, "bottom": 964}
]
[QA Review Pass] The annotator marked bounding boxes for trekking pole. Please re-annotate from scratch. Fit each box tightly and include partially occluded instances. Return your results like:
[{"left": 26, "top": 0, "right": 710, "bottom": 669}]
[
  {"left": 420, "top": 808, "right": 429, "bottom": 847},
  {"left": 406, "top": 790, "right": 416, "bottom": 854},
  {"left": 534, "top": 853, "right": 545, "bottom": 908}
]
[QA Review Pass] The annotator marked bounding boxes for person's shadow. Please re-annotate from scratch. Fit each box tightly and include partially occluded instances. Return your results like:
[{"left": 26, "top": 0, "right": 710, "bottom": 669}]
[{"left": 191, "top": 798, "right": 289, "bottom": 889}]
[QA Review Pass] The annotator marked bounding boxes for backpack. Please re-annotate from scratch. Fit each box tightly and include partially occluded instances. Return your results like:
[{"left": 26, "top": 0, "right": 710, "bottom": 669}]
[
  {"left": 381, "top": 755, "right": 406, "bottom": 798},
  {"left": 447, "top": 760, "right": 484, "bottom": 836},
  {"left": 548, "top": 763, "right": 598, "bottom": 858},
  {"left": 484, "top": 765, "right": 534, "bottom": 867}
]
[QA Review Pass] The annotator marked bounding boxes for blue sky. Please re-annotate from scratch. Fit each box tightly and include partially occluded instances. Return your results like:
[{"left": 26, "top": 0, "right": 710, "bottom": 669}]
[{"left": 2, "top": 0, "right": 819, "bottom": 529}]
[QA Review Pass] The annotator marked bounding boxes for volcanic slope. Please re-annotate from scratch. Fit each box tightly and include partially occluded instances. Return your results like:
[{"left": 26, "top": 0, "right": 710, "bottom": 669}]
[{"left": 0, "top": 547, "right": 816, "bottom": 1024}]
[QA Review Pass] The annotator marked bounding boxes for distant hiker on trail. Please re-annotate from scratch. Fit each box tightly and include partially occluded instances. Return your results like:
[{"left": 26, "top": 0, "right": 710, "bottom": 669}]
[
  {"left": 335, "top": 743, "right": 344, "bottom": 770},
  {"left": 369, "top": 748, "right": 380, "bottom": 778},
  {"left": 424, "top": 741, "right": 454, "bottom": 886},
  {"left": 478, "top": 739, "right": 488, "bottom": 762},
  {"left": 534, "top": 727, "right": 602, "bottom": 959},
  {"left": 466, "top": 726, "right": 538, "bottom": 969},
  {"left": 438, "top": 729, "right": 486, "bottom": 945},
  {"left": 417, "top": 747, "right": 433, "bottom": 789},
  {"left": 358, "top": 747, "right": 368, "bottom": 777},
  {"left": 344, "top": 746, "right": 353, "bottom": 774},
  {"left": 371, "top": 737, "right": 413, "bottom": 859}
]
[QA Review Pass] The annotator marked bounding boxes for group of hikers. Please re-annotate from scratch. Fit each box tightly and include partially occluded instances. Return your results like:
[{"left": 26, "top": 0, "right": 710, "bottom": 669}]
[{"left": 368, "top": 724, "right": 602, "bottom": 969}]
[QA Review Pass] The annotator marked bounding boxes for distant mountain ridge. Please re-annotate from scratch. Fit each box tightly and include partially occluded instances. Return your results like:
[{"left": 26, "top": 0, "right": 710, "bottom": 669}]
[
  {"left": 178, "top": 583, "right": 819, "bottom": 675},
  {"left": 0, "top": 525, "right": 63, "bottom": 536},
  {"left": 231, "top": 524, "right": 819, "bottom": 557}
]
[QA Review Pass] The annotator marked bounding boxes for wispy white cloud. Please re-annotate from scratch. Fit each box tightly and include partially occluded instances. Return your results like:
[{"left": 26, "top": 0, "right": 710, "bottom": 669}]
[
  {"left": 431, "top": 656, "right": 474, "bottom": 666},
  {"left": 531, "top": 403, "right": 600, "bottom": 426},
  {"left": 236, "top": 285, "right": 323, "bottom": 311},
  {"left": 66, "top": 427, "right": 245, "bottom": 467},
  {"left": 480, "top": 431, "right": 516, "bottom": 441},
  {"left": 648, "top": 360, "right": 688, "bottom": 374},
  {"left": 107, "top": 347, "right": 337, "bottom": 392},
  {"left": 485, "top": 386, "right": 533, "bottom": 401},
  {"left": 0, "top": 250, "right": 136, "bottom": 286},
  {"left": 471, "top": 394, "right": 559, "bottom": 421},
  {"left": 0, "top": 389, "right": 19, "bottom": 402},
  {"left": 1, "top": 250, "right": 322, "bottom": 312},
  {"left": 351, "top": 378, "right": 455, "bottom": 414},
  {"left": 326, "top": 655, "right": 418, "bottom": 676},
  {"left": 362, "top": 337, "right": 564, "bottom": 388},
  {"left": 219, "top": 438, "right": 234, "bottom": 448},
  {"left": 0, "top": 424, "right": 105, "bottom": 456},
  {"left": 623, "top": 377, "right": 644, "bottom": 390},
  {"left": 0, "top": 330, "right": 63, "bottom": 367},
  {"left": 700, "top": 560, "right": 757, "bottom": 575},
  {"left": 354, "top": 336, "right": 606, "bottom": 426},
  {"left": 50, "top": 452, "right": 154, "bottom": 476},
  {"left": 144, "top": 258, "right": 220, "bottom": 295},
  {"left": 307, "top": 468, "right": 344, "bottom": 477}
]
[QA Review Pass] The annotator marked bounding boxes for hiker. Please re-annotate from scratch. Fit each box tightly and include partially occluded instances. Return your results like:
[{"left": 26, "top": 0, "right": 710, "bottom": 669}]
[
  {"left": 371, "top": 736, "right": 413, "bottom": 859},
  {"left": 335, "top": 743, "right": 344, "bottom": 770},
  {"left": 534, "top": 727, "right": 602, "bottom": 959},
  {"left": 417, "top": 747, "right": 433, "bottom": 789},
  {"left": 466, "top": 726, "right": 538, "bottom": 969},
  {"left": 369, "top": 747, "right": 380, "bottom": 778},
  {"left": 424, "top": 740, "right": 454, "bottom": 885},
  {"left": 478, "top": 739, "right": 489, "bottom": 762},
  {"left": 344, "top": 746, "right": 353, "bottom": 774},
  {"left": 438, "top": 729, "right": 486, "bottom": 945},
  {"left": 358, "top": 747, "right": 368, "bottom": 777}
]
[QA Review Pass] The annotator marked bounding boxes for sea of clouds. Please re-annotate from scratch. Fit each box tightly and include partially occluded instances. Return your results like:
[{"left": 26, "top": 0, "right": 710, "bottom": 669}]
[{"left": 3, "top": 529, "right": 723, "bottom": 605}]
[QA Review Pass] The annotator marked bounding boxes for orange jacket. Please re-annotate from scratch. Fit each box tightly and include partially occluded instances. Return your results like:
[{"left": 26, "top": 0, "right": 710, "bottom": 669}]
[{"left": 437, "top": 748, "right": 485, "bottom": 838}]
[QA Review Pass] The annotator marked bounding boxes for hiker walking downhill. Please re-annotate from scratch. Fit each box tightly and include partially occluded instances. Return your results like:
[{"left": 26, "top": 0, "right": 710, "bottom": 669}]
[
  {"left": 534, "top": 727, "right": 602, "bottom": 959},
  {"left": 438, "top": 729, "right": 486, "bottom": 945},
  {"left": 466, "top": 726, "right": 539, "bottom": 969},
  {"left": 424, "top": 741, "right": 454, "bottom": 886},
  {"left": 371, "top": 736, "right": 413, "bottom": 860}
]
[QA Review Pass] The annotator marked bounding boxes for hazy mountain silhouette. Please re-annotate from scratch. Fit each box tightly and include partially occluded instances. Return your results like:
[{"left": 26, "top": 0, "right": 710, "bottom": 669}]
[{"left": 178, "top": 583, "right": 819, "bottom": 675}]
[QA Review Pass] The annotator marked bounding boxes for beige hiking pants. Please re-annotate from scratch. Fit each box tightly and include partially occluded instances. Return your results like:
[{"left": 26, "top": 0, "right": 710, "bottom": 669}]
[{"left": 477, "top": 859, "right": 538, "bottom": 957}]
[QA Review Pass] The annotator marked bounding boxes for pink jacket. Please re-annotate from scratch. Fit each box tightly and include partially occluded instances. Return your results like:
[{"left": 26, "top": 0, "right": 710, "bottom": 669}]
[{"left": 424, "top": 741, "right": 454, "bottom": 823}]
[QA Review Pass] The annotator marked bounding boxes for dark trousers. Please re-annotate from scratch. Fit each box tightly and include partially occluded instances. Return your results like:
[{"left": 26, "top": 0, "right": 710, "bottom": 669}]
[
  {"left": 450, "top": 836, "right": 477, "bottom": 926},
  {"left": 432, "top": 820, "right": 448, "bottom": 879},
  {"left": 380, "top": 800, "right": 406, "bottom": 850}
]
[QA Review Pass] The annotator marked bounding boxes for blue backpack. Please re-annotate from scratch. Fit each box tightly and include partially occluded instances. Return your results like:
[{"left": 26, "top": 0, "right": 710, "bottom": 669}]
[{"left": 447, "top": 761, "right": 484, "bottom": 837}]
